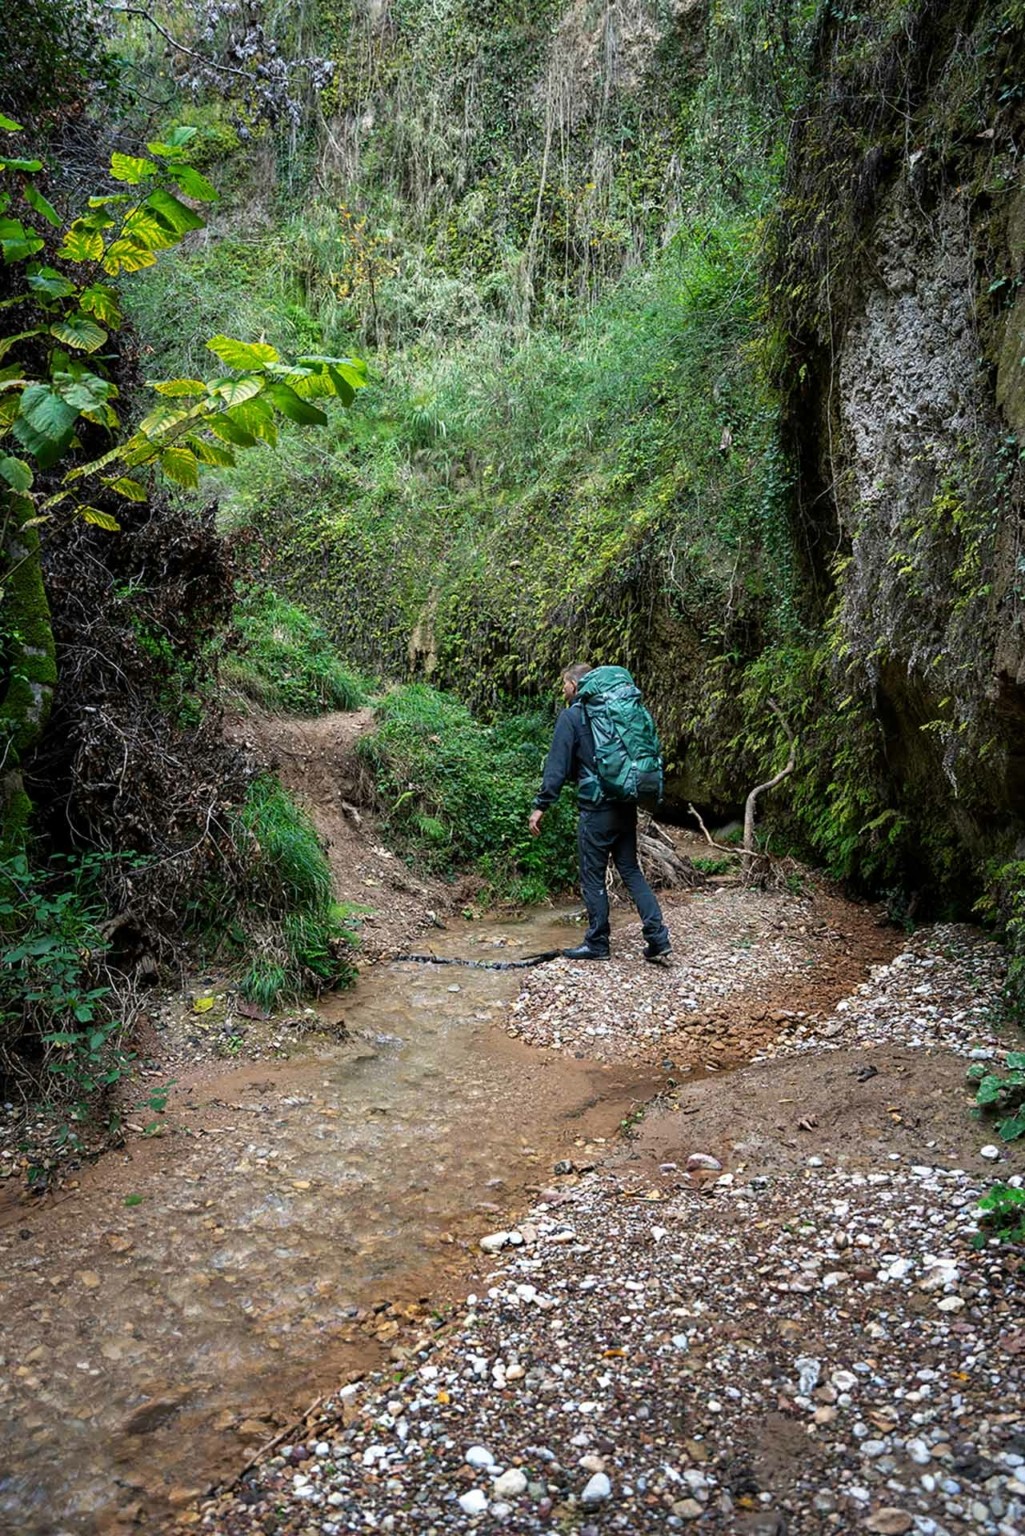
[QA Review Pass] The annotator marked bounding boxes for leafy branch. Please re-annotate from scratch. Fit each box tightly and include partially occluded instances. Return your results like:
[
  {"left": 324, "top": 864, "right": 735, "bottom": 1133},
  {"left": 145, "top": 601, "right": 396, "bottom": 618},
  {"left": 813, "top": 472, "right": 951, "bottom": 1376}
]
[{"left": 0, "top": 116, "right": 367, "bottom": 523}]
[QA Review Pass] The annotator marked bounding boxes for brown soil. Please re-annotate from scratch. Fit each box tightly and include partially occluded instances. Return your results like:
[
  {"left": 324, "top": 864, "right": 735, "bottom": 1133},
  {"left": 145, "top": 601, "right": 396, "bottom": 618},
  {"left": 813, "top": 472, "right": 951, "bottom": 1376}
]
[{"left": 225, "top": 707, "right": 456, "bottom": 957}]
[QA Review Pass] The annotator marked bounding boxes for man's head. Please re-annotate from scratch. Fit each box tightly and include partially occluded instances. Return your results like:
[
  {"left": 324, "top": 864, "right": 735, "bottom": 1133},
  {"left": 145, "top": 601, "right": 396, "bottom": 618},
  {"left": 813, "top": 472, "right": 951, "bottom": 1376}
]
[{"left": 561, "top": 662, "right": 592, "bottom": 703}]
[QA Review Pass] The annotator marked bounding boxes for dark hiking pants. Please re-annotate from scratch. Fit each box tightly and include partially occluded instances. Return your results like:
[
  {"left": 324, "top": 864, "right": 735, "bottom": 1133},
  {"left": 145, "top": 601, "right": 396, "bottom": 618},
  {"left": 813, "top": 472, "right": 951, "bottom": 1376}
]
[{"left": 578, "top": 803, "right": 668, "bottom": 953}]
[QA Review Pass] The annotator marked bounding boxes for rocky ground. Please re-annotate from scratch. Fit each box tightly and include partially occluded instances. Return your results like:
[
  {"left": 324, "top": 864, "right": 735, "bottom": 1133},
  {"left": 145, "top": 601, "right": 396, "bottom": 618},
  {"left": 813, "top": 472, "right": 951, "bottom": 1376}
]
[{"left": 193, "top": 916, "right": 1025, "bottom": 1536}]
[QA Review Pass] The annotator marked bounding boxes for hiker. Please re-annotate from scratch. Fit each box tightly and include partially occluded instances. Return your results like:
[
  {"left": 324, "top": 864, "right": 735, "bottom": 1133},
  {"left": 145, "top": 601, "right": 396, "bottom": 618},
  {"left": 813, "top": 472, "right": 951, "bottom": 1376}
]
[{"left": 528, "top": 663, "right": 672, "bottom": 962}]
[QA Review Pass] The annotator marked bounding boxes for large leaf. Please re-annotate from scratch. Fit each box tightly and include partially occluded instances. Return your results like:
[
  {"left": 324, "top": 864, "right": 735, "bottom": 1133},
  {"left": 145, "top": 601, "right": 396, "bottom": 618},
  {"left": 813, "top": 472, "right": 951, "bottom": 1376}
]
[
  {"left": 22, "top": 183, "right": 60, "bottom": 227},
  {"left": 106, "top": 476, "right": 148, "bottom": 501},
  {"left": 998, "top": 1111, "right": 1025, "bottom": 1142},
  {"left": 79, "top": 284, "right": 121, "bottom": 326},
  {"left": 0, "top": 157, "right": 43, "bottom": 173},
  {"left": 229, "top": 395, "right": 277, "bottom": 445},
  {"left": 262, "top": 381, "right": 328, "bottom": 426},
  {"left": 60, "top": 222, "right": 105, "bottom": 262},
  {"left": 1006, "top": 1053, "right": 1025, "bottom": 1070},
  {"left": 167, "top": 164, "right": 218, "bottom": 201},
  {"left": 80, "top": 506, "right": 121, "bottom": 531},
  {"left": 0, "top": 216, "right": 43, "bottom": 262},
  {"left": 53, "top": 367, "right": 113, "bottom": 412},
  {"left": 11, "top": 383, "right": 78, "bottom": 467},
  {"left": 122, "top": 207, "right": 179, "bottom": 253},
  {"left": 137, "top": 401, "right": 194, "bottom": 438},
  {"left": 148, "top": 126, "right": 197, "bottom": 154},
  {"left": 207, "top": 335, "right": 280, "bottom": 370},
  {"left": 976, "top": 1075, "right": 1006, "bottom": 1107},
  {"left": 27, "top": 267, "right": 77, "bottom": 299},
  {"left": 50, "top": 312, "right": 107, "bottom": 353},
  {"left": 102, "top": 239, "right": 158, "bottom": 275},
  {"left": 0, "top": 115, "right": 24, "bottom": 132},
  {"left": 0, "top": 453, "right": 32, "bottom": 491},
  {"left": 206, "top": 413, "right": 257, "bottom": 448},
  {"left": 209, "top": 374, "right": 265, "bottom": 407},
  {"left": 150, "top": 378, "right": 208, "bottom": 398},
  {"left": 186, "top": 434, "right": 236, "bottom": 468},
  {"left": 109, "top": 152, "right": 157, "bottom": 184},
  {"left": 158, "top": 445, "right": 200, "bottom": 489},
  {"left": 144, "top": 187, "right": 204, "bottom": 235}
]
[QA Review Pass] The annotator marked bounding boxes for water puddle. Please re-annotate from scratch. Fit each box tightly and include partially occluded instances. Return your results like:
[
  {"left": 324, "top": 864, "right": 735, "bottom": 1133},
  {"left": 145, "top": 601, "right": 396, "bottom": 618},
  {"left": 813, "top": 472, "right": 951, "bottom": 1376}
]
[{"left": 0, "top": 911, "right": 660, "bottom": 1534}]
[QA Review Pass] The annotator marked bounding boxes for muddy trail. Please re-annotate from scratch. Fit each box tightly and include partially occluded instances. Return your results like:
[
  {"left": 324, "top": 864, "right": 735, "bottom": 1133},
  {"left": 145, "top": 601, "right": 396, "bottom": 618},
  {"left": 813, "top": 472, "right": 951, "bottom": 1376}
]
[{"left": 0, "top": 711, "right": 911, "bottom": 1534}]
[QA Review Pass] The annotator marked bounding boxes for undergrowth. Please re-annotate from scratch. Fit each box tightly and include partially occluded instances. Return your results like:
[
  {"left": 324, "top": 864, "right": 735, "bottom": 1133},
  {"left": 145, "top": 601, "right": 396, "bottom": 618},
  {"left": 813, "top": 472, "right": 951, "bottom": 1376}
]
[
  {"left": 0, "top": 852, "right": 133, "bottom": 1135},
  {"left": 974, "top": 1182, "right": 1025, "bottom": 1247},
  {"left": 196, "top": 775, "right": 358, "bottom": 1008},
  {"left": 357, "top": 684, "right": 578, "bottom": 903},
  {"left": 223, "top": 585, "right": 368, "bottom": 715}
]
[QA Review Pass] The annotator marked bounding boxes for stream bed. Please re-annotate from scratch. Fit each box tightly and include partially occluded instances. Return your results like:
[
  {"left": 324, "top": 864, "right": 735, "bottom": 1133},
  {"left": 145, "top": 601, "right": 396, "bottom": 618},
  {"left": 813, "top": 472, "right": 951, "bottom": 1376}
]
[{"left": 0, "top": 912, "right": 660, "bottom": 1535}]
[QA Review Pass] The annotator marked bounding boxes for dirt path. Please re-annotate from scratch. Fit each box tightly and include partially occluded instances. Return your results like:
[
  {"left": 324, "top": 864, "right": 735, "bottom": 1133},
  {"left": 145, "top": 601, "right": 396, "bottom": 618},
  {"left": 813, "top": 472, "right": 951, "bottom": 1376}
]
[
  {"left": 3, "top": 708, "right": 1022, "bottom": 1536},
  {"left": 227, "top": 708, "right": 453, "bottom": 957}
]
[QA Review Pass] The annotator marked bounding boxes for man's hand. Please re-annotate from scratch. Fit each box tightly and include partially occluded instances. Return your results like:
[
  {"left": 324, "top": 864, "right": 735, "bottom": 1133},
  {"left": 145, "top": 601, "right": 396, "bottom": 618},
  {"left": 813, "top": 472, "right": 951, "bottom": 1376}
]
[{"left": 528, "top": 809, "right": 544, "bottom": 837}]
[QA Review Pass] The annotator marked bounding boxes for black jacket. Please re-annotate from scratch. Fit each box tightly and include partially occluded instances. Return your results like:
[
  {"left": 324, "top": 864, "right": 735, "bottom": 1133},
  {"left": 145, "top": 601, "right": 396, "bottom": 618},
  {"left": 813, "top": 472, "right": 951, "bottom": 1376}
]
[{"left": 533, "top": 702, "right": 603, "bottom": 810}]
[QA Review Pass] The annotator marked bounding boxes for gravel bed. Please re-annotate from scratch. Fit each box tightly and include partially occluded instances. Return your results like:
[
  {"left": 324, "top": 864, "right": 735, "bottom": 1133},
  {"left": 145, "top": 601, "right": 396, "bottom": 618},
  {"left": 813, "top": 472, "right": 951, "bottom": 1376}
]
[
  {"left": 754, "top": 925, "right": 1009, "bottom": 1063},
  {"left": 197, "top": 917, "right": 1025, "bottom": 1536},
  {"left": 197, "top": 1156, "right": 1024, "bottom": 1536},
  {"left": 506, "top": 887, "right": 850, "bottom": 1060}
]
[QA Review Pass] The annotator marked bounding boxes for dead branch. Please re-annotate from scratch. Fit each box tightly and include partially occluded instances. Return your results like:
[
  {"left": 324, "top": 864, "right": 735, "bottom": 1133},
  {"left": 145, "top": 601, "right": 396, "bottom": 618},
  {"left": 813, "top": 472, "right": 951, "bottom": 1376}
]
[
  {"left": 636, "top": 820, "right": 706, "bottom": 889},
  {"left": 743, "top": 699, "right": 797, "bottom": 853}
]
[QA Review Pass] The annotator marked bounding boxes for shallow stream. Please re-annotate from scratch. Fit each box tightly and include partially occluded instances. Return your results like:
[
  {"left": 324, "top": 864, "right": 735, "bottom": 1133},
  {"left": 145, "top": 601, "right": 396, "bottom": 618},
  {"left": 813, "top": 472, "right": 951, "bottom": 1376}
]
[{"left": 0, "top": 912, "right": 659, "bottom": 1535}]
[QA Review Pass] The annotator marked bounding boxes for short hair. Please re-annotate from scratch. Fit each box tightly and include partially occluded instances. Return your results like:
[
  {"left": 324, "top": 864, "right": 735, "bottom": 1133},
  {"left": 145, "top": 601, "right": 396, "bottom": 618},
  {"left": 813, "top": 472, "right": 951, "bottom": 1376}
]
[{"left": 562, "top": 663, "right": 593, "bottom": 685}]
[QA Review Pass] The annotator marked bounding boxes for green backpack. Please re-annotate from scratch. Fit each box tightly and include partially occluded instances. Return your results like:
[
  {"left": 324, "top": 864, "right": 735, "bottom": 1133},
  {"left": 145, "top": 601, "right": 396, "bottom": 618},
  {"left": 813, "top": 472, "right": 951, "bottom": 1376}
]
[{"left": 576, "top": 665, "right": 664, "bottom": 809}]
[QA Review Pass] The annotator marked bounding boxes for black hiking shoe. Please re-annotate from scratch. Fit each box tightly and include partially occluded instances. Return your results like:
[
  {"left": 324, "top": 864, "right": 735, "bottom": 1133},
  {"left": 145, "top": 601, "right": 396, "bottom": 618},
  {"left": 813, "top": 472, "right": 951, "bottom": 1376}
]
[
  {"left": 644, "top": 937, "right": 673, "bottom": 963},
  {"left": 562, "top": 942, "right": 610, "bottom": 961}
]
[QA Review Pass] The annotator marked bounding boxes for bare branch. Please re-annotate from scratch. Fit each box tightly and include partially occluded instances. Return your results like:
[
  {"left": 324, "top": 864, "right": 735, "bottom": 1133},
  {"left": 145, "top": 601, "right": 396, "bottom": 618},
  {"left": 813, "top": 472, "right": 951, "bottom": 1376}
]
[
  {"left": 110, "top": 7, "right": 255, "bottom": 81},
  {"left": 743, "top": 698, "right": 797, "bottom": 853}
]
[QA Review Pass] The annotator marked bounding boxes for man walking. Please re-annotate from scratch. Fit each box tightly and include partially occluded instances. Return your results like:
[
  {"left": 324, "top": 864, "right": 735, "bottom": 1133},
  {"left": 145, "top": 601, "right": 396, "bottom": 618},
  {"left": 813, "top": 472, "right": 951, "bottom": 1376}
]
[{"left": 528, "top": 663, "right": 672, "bottom": 962}]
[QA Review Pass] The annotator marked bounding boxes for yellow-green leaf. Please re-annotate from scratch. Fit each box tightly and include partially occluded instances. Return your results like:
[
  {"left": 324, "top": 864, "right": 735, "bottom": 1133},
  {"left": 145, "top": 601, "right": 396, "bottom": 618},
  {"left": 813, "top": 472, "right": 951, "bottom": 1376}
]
[
  {"left": 122, "top": 207, "right": 178, "bottom": 252},
  {"left": 49, "top": 313, "right": 107, "bottom": 353},
  {"left": 207, "top": 335, "right": 279, "bottom": 369},
  {"left": 167, "top": 164, "right": 219, "bottom": 202},
  {"left": 145, "top": 188, "right": 204, "bottom": 235},
  {"left": 60, "top": 222, "right": 105, "bottom": 263},
  {"left": 80, "top": 506, "right": 121, "bottom": 531},
  {"left": 109, "top": 152, "right": 157, "bottom": 184},
  {"left": 209, "top": 375, "right": 264, "bottom": 407},
  {"left": 102, "top": 239, "right": 158, "bottom": 275},
  {"left": 186, "top": 434, "right": 236, "bottom": 468},
  {"left": 158, "top": 445, "right": 199, "bottom": 488},
  {"left": 150, "top": 378, "right": 208, "bottom": 398},
  {"left": 107, "top": 476, "right": 148, "bottom": 501},
  {"left": 79, "top": 284, "right": 121, "bottom": 326}
]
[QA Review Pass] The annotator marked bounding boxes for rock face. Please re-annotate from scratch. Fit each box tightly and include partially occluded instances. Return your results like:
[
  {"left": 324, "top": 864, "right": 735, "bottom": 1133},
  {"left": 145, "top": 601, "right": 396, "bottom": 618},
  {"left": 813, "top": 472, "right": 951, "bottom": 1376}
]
[{"left": 773, "top": 0, "right": 1025, "bottom": 892}]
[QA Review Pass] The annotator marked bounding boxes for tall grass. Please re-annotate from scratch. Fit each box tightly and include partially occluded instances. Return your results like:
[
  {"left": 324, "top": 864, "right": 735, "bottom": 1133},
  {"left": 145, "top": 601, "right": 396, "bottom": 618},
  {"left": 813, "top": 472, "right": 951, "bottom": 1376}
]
[{"left": 196, "top": 775, "right": 357, "bottom": 1008}]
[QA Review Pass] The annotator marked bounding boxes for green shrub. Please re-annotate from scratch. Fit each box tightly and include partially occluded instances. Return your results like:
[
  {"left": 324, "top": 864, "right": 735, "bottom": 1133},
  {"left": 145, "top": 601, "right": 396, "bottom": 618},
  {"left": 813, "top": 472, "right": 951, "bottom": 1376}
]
[
  {"left": 357, "top": 683, "right": 578, "bottom": 902},
  {"left": 0, "top": 853, "right": 130, "bottom": 1131},
  {"left": 967, "top": 1053, "right": 1025, "bottom": 1142},
  {"left": 222, "top": 586, "right": 368, "bottom": 715},
  {"left": 974, "top": 1182, "right": 1025, "bottom": 1247}
]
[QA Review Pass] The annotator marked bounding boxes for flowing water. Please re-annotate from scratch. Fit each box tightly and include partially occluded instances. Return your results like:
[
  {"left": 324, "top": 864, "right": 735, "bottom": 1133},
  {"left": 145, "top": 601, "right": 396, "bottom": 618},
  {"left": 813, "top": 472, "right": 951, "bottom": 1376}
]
[{"left": 0, "top": 912, "right": 660, "bottom": 1535}]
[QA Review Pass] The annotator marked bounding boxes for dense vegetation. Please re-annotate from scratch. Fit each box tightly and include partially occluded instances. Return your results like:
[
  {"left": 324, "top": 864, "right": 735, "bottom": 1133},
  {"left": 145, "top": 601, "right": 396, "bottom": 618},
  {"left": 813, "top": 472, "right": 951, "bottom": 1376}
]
[
  {"left": 4, "top": 0, "right": 1025, "bottom": 1118},
  {"left": 357, "top": 683, "right": 578, "bottom": 902}
]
